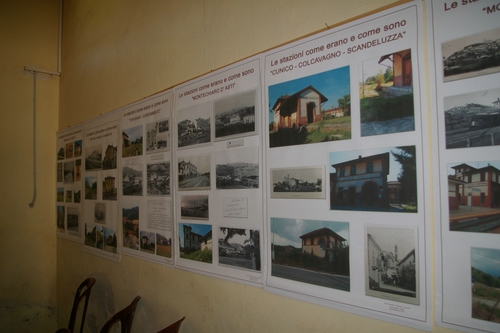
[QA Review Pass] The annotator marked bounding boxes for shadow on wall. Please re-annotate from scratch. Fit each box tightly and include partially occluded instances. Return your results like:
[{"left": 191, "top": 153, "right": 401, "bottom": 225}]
[{"left": 85, "top": 272, "right": 114, "bottom": 333}]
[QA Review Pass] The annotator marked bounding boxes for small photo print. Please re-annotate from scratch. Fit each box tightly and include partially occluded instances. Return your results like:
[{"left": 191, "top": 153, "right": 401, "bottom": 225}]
[
  {"left": 178, "top": 154, "right": 210, "bottom": 191},
  {"left": 330, "top": 146, "right": 417, "bottom": 213},
  {"left": 268, "top": 66, "right": 351, "bottom": 148},
  {"left": 67, "top": 207, "right": 79, "bottom": 233},
  {"left": 102, "top": 175, "right": 117, "bottom": 200},
  {"left": 56, "top": 206, "right": 65, "bottom": 232},
  {"left": 366, "top": 226, "right": 418, "bottom": 305},
  {"left": 215, "top": 146, "right": 259, "bottom": 189},
  {"left": 74, "top": 140, "right": 82, "bottom": 157},
  {"left": 443, "top": 27, "right": 500, "bottom": 82},
  {"left": 65, "top": 142, "right": 74, "bottom": 159},
  {"left": 156, "top": 234, "right": 172, "bottom": 258},
  {"left": 359, "top": 49, "right": 414, "bottom": 136},
  {"left": 84, "top": 176, "right": 97, "bottom": 200},
  {"left": 64, "top": 161, "right": 74, "bottom": 184},
  {"left": 75, "top": 159, "right": 82, "bottom": 181},
  {"left": 102, "top": 144, "right": 117, "bottom": 170},
  {"left": 102, "top": 227, "right": 117, "bottom": 253},
  {"left": 140, "top": 231, "right": 155, "bottom": 254},
  {"left": 57, "top": 162, "right": 63, "bottom": 182},
  {"left": 471, "top": 247, "right": 500, "bottom": 323},
  {"left": 84, "top": 223, "right": 96, "bottom": 247},
  {"left": 444, "top": 88, "right": 500, "bottom": 149},
  {"left": 271, "top": 217, "right": 350, "bottom": 291},
  {"left": 56, "top": 188, "right": 64, "bottom": 202},
  {"left": 448, "top": 160, "right": 500, "bottom": 233},
  {"left": 215, "top": 89, "right": 257, "bottom": 141},
  {"left": 74, "top": 188, "right": 81, "bottom": 203},
  {"left": 65, "top": 190, "right": 72, "bottom": 203},
  {"left": 123, "top": 164, "right": 143, "bottom": 196},
  {"left": 122, "top": 201, "right": 139, "bottom": 250},
  {"left": 179, "top": 223, "right": 212, "bottom": 263},
  {"left": 218, "top": 227, "right": 260, "bottom": 271},
  {"left": 57, "top": 145, "right": 65, "bottom": 160},
  {"left": 146, "top": 119, "right": 169, "bottom": 153},
  {"left": 96, "top": 225, "right": 103, "bottom": 249},
  {"left": 271, "top": 166, "right": 325, "bottom": 199},
  {"left": 180, "top": 195, "right": 209, "bottom": 220},
  {"left": 147, "top": 162, "right": 170, "bottom": 196},
  {"left": 122, "top": 125, "right": 143, "bottom": 158},
  {"left": 85, "top": 144, "right": 102, "bottom": 171},
  {"left": 94, "top": 202, "right": 106, "bottom": 224},
  {"left": 177, "top": 105, "right": 211, "bottom": 149}
]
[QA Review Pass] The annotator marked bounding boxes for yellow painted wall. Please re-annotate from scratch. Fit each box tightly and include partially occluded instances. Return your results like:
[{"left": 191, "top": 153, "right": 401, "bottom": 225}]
[{"left": 0, "top": 0, "right": 59, "bottom": 332}]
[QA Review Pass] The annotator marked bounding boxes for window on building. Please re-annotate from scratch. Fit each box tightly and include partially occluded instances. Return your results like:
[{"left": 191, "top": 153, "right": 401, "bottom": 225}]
[
  {"left": 351, "top": 164, "right": 356, "bottom": 176},
  {"left": 339, "top": 166, "right": 345, "bottom": 177},
  {"left": 481, "top": 192, "right": 485, "bottom": 204},
  {"left": 481, "top": 172, "right": 485, "bottom": 182},
  {"left": 366, "top": 161, "right": 373, "bottom": 173}
]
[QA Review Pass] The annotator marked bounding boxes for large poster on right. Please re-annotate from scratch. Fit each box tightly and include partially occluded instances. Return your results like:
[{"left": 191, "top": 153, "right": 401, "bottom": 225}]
[{"left": 428, "top": 1, "right": 500, "bottom": 332}]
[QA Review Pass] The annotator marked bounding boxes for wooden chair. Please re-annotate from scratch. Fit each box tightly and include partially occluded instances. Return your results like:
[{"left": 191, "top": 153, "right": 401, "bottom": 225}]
[
  {"left": 100, "top": 296, "right": 141, "bottom": 333},
  {"left": 157, "top": 316, "right": 185, "bottom": 333},
  {"left": 55, "top": 329, "right": 71, "bottom": 333},
  {"left": 56, "top": 277, "right": 96, "bottom": 333}
]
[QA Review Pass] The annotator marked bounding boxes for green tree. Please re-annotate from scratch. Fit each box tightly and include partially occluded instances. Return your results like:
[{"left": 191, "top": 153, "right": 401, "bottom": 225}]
[
  {"left": 391, "top": 146, "right": 417, "bottom": 207},
  {"left": 384, "top": 67, "right": 393, "bottom": 83},
  {"left": 337, "top": 94, "right": 351, "bottom": 117}
]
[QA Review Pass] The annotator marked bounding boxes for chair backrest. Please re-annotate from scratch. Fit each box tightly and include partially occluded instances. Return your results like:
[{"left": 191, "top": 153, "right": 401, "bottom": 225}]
[
  {"left": 157, "top": 316, "right": 185, "bottom": 333},
  {"left": 55, "top": 329, "right": 71, "bottom": 333},
  {"left": 100, "top": 296, "right": 141, "bottom": 333},
  {"left": 68, "top": 277, "right": 96, "bottom": 333}
]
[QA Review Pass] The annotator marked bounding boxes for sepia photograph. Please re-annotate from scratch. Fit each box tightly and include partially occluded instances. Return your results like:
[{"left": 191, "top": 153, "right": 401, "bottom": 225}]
[
  {"left": 268, "top": 66, "right": 351, "bottom": 148},
  {"left": 271, "top": 217, "right": 349, "bottom": 291},
  {"left": 122, "top": 164, "right": 143, "bottom": 196},
  {"left": 156, "top": 234, "right": 172, "bottom": 258},
  {"left": 218, "top": 227, "right": 260, "bottom": 271},
  {"left": 74, "top": 140, "right": 82, "bottom": 157},
  {"left": 177, "top": 105, "right": 211, "bottom": 149},
  {"left": 102, "top": 144, "right": 117, "bottom": 170},
  {"left": 85, "top": 144, "right": 102, "bottom": 171},
  {"left": 179, "top": 223, "right": 212, "bottom": 263},
  {"left": 366, "top": 226, "right": 418, "bottom": 305},
  {"left": 271, "top": 166, "right": 325, "bottom": 199},
  {"left": 84, "top": 176, "right": 97, "bottom": 200},
  {"left": 471, "top": 247, "right": 500, "bottom": 323},
  {"left": 180, "top": 195, "right": 209, "bottom": 220},
  {"left": 94, "top": 202, "right": 106, "bottom": 224},
  {"left": 122, "top": 125, "right": 143, "bottom": 158},
  {"left": 75, "top": 159, "right": 82, "bottom": 181},
  {"left": 146, "top": 118, "right": 169, "bottom": 153},
  {"left": 444, "top": 88, "right": 500, "bottom": 149},
  {"left": 122, "top": 201, "right": 139, "bottom": 250},
  {"left": 178, "top": 154, "right": 210, "bottom": 191},
  {"left": 359, "top": 49, "right": 414, "bottom": 137},
  {"left": 57, "top": 145, "right": 65, "bottom": 160},
  {"left": 447, "top": 160, "right": 500, "bottom": 233},
  {"left": 102, "top": 226, "right": 117, "bottom": 253},
  {"left": 65, "top": 142, "right": 73, "bottom": 159},
  {"left": 64, "top": 161, "right": 74, "bottom": 184},
  {"left": 140, "top": 230, "right": 155, "bottom": 254},
  {"left": 67, "top": 207, "right": 79, "bottom": 233},
  {"left": 215, "top": 89, "right": 257, "bottom": 141},
  {"left": 442, "top": 27, "right": 500, "bottom": 82},
  {"left": 330, "top": 146, "right": 418, "bottom": 213},
  {"left": 215, "top": 146, "right": 259, "bottom": 189},
  {"left": 147, "top": 162, "right": 170, "bottom": 195}
]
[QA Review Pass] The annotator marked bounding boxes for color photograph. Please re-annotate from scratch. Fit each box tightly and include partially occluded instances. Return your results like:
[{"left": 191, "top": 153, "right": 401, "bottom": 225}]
[
  {"left": 122, "top": 201, "right": 139, "bottom": 250},
  {"left": 102, "top": 226, "right": 117, "bottom": 253},
  {"left": 471, "top": 247, "right": 500, "bottom": 323},
  {"left": 140, "top": 231, "right": 155, "bottom": 254},
  {"left": 179, "top": 223, "right": 212, "bottom": 263},
  {"left": 122, "top": 125, "right": 143, "bottom": 157},
  {"left": 215, "top": 89, "right": 257, "bottom": 140},
  {"left": 85, "top": 144, "right": 102, "bottom": 170},
  {"left": 84, "top": 176, "right": 97, "bottom": 200},
  {"left": 218, "top": 227, "right": 260, "bottom": 271},
  {"left": 156, "top": 234, "right": 172, "bottom": 258}
]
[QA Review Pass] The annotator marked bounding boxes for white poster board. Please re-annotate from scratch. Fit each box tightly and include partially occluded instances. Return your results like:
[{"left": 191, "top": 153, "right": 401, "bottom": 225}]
[
  {"left": 263, "top": 2, "right": 431, "bottom": 329},
  {"left": 427, "top": 1, "right": 500, "bottom": 332},
  {"left": 119, "top": 91, "right": 174, "bottom": 265},
  {"left": 173, "top": 56, "right": 264, "bottom": 285}
]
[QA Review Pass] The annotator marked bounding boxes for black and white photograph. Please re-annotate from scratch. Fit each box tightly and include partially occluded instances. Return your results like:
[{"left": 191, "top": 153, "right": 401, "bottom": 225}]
[
  {"left": 146, "top": 118, "right": 169, "bottom": 153},
  {"left": 122, "top": 125, "right": 143, "bottom": 157},
  {"left": 271, "top": 166, "right": 325, "bottom": 199},
  {"left": 140, "top": 230, "right": 155, "bottom": 254},
  {"left": 177, "top": 105, "right": 211, "bottom": 149},
  {"left": 84, "top": 176, "right": 97, "bottom": 200},
  {"left": 85, "top": 144, "right": 102, "bottom": 171},
  {"left": 447, "top": 160, "right": 500, "bottom": 233},
  {"left": 180, "top": 195, "right": 209, "bottom": 220},
  {"left": 57, "top": 145, "right": 65, "bottom": 160},
  {"left": 442, "top": 27, "right": 500, "bottom": 82},
  {"left": 444, "top": 88, "right": 500, "bottom": 149},
  {"left": 271, "top": 217, "right": 350, "bottom": 291},
  {"left": 359, "top": 49, "right": 414, "bottom": 137},
  {"left": 179, "top": 223, "right": 213, "bottom": 263},
  {"left": 74, "top": 140, "right": 82, "bottom": 157},
  {"left": 215, "top": 146, "right": 259, "bottom": 189},
  {"left": 63, "top": 161, "right": 74, "bottom": 184},
  {"left": 471, "top": 247, "right": 500, "bottom": 323},
  {"left": 366, "top": 226, "right": 418, "bottom": 305},
  {"left": 122, "top": 164, "right": 143, "bottom": 196},
  {"left": 214, "top": 89, "right": 257, "bottom": 141},
  {"left": 94, "top": 202, "right": 106, "bottom": 224},
  {"left": 178, "top": 154, "right": 210, "bottom": 191},
  {"left": 147, "top": 162, "right": 170, "bottom": 196},
  {"left": 329, "top": 146, "right": 418, "bottom": 213},
  {"left": 102, "top": 174, "right": 117, "bottom": 200},
  {"left": 218, "top": 227, "right": 260, "bottom": 271},
  {"left": 67, "top": 207, "right": 79, "bottom": 233}
]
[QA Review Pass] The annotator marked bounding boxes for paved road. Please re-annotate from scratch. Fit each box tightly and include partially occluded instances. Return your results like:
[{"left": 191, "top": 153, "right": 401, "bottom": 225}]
[{"left": 272, "top": 264, "right": 350, "bottom": 291}]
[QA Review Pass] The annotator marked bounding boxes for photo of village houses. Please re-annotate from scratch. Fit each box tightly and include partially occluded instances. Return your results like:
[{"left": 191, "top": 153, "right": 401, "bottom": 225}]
[
  {"left": 329, "top": 146, "right": 418, "bottom": 213},
  {"left": 102, "top": 226, "right": 117, "bottom": 253},
  {"left": 271, "top": 217, "right": 349, "bottom": 291},
  {"left": 215, "top": 146, "right": 258, "bottom": 189},
  {"left": 122, "top": 125, "right": 143, "bottom": 158},
  {"left": 85, "top": 144, "right": 102, "bottom": 171},
  {"left": 179, "top": 223, "right": 212, "bottom": 263},
  {"left": 218, "top": 227, "right": 260, "bottom": 271},
  {"left": 67, "top": 207, "right": 79, "bottom": 233},
  {"left": 471, "top": 247, "right": 500, "bottom": 323},
  {"left": 359, "top": 49, "right": 414, "bottom": 137},
  {"left": 122, "top": 164, "right": 143, "bottom": 196},
  {"left": 146, "top": 119, "right": 169, "bottom": 153},
  {"left": 65, "top": 142, "right": 73, "bottom": 159},
  {"left": 74, "top": 140, "right": 82, "bottom": 157},
  {"left": 215, "top": 89, "right": 256, "bottom": 140},
  {"left": 177, "top": 105, "right": 211, "bottom": 148},
  {"left": 146, "top": 162, "right": 170, "bottom": 195},
  {"left": 444, "top": 88, "right": 500, "bottom": 149},
  {"left": 122, "top": 201, "right": 139, "bottom": 250},
  {"left": 178, "top": 154, "right": 210, "bottom": 191},
  {"left": 102, "top": 144, "right": 117, "bottom": 170},
  {"left": 442, "top": 27, "right": 500, "bottom": 82},
  {"left": 271, "top": 166, "right": 324, "bottom": 199},
  {"left": 366, "top": 226, "right": 418, "bottom": 305},
  {"left": 84, "top": 176, "right": 97, "bottom": 200},
  {"left": 64, "top": 160, "right": 74, "bottom": 184},
  {"left": 268, "top": 66, "right": 351, "bottom": 148},
  {"left": 102, "top": 174, "right": 117, "bottom": 200},
  {"left": 156, "top": 234, "right": 172, "bottom": 258},
  {"left": 140, "top": 230, "right": 155, "bottom": 254},
  {"left": 180, "top": 195, "right": 209, "bottom": 220},
  {"left": 447, "top": 161, "right": 500, "bottom": 233},
  {"left": 84, "top": 223, "right": 96, "bottom": 247}
]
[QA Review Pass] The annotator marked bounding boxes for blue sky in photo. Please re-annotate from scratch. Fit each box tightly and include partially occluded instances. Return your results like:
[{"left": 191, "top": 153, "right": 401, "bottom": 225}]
[
  {"left": 471, "top": 247, "right": 500, "bottom": 278},
  {"left": 447, "top": 160, "right": 500, "bottom": 176},
  {"left": 123, "top": 125, "right": 143, "bottom": 142},
  {"left": 179, "top": 223, "right": 212, "bottom": 247}
]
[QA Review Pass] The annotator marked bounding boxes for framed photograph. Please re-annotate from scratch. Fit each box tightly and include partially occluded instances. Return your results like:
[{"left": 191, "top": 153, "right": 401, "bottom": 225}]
[
  {"left": 122, "top": 125, "right": 143, "bottom": 158},
  {"left": 444, "top": 88, "right": 500, "bottom": 149},
  {"left": 329, "top": 146, "right": 418, "bottom": 213},
  {"left": 215, "top": 146, "right": 259, "bottom": 189},
  {"left": 218, "top": 227, "right": 260, "bottom": 271},
  {"left": 471, "top": 247, "right": 500, "bottom": 323},
  {"left": 359, "top": 49, "right": 415, "bottom": 137},
  {"left": 178, "top": 154, "right": 211, "bottom": 191},
  {"left": 271, "top": 217, "right": 350, "bottom": 291},
  {"left": 179, "top": 223, "right": 213, "bottom": 263},
  {"left": 271, "top": 166, "right": 325, "bottom": 199},
  {"left": 122, "top": 164, "right": 143, "bottom": 196},
  {"left": 177, "top": 105, "right": 211, "bottom": 149},
  {"left": 447, "top": 160, "right": 500, "bottom": 233},
  {"left": 268, "top": 66, "right": 351, "bottom": 148},
  {"left": 146, "top": 118, "right": 170, "bottom": 154},
  {"left": 180, "top": 195, "right": 209, "bottom": 220},
  {"left": 214, "top": 89, "right": 257, "bottom": 141},
  {"left": 442, "top": 27, "right": 500, "bottom": 82},
  {"left": 365, "top": 225, "right": 418, "bottom": 305},
  {"left": 147, "top": 162, "right": 170, "bottom": 196}
]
